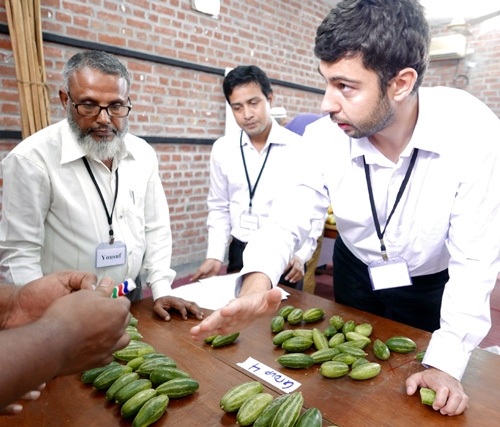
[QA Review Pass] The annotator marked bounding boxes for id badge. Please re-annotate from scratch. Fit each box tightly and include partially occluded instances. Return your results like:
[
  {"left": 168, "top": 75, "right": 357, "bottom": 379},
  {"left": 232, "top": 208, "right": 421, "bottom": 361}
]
[
  {"left": 240, "top": 212, "right": 259, "bottom": 231},
  {"left": 368, "top": 256, "right": 412, "bottom": 291},
  {"left": 95, "top": 241, "right": 127, "bottom": 268}
]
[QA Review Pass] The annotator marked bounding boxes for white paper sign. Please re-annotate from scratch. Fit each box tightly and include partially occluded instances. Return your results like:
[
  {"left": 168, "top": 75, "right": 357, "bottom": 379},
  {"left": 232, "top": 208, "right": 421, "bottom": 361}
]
[
  {"left": 168, "top": 273, "right": 289, "bottom": 311},
  {"left": 237, "top": 357, "right": 301, "bottom": 393},
  {"left": 368, "top": 256, "right": 413, "bottom": 291}
]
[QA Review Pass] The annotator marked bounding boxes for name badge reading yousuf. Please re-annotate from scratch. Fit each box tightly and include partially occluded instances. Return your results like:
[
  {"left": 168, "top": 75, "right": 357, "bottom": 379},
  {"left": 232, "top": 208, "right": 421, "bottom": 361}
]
[{"left": 95, "top": 241, "right": 127, "bottom": 268}]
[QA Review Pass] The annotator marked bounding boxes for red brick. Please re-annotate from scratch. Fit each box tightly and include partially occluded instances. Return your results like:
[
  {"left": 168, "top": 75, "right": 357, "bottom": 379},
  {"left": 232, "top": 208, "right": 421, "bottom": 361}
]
[
  {"left": 0, "top": 89, "right": 19, "bottom": 102},
  {"left": 1, "top": 103, "right": 19, "bottom": 114},
  {"left": 39, "top": 0, "right": 60, "bottom": 6},
  {"left": 98, "top": 34, "right": 126, "bottom": 46},
  {"left": 55, "top": 11, "right": 72, "bottom": 23},
  {"left": 62, "top": 1, "right": 93, "bottom": 16},
  {"left": 103, "top": 1, "right": 118, "bottom": 11},
  {"left": 127, "top": 17, "right": 152, "bottom": 31},
  {"left": 128, "top": 39, "right": 151, "bottom": 52},
  {"left": 67, "top": 27, "right": 97, "bottom": 41},
  {"left": 0, "top": 116, "right": 21, "bottom": 127},
  {"left": 74, "top": 16, "right": 89, "bottom": 27}
]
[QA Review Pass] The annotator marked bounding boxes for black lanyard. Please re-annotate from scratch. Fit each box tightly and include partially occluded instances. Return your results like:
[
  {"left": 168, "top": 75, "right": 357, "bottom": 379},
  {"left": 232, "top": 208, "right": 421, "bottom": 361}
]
[
  {"left": 363, "top": 148, "right": 419, "bottom": 261},
  {"left": 239, "top": 130, "right": 272, "bottom": 214},
  {"left": 82, "top": 157, "right": 119, "bottom": 244}
]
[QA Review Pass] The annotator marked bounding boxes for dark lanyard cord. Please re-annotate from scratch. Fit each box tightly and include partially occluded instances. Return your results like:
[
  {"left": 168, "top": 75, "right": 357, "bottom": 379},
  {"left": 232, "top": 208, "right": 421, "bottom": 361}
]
[
  {"left": 82, "top": 157, "right": 119, "bottom": 244},
  {"left": 239, "top": 130, "right": 272, "bottom": 213},
  {"left": 363, "top": 148, "right": 419, "bottom": 261}
]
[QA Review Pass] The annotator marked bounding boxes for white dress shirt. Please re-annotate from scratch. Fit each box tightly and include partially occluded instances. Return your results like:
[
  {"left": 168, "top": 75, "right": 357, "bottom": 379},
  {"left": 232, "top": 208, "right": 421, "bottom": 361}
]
[
  {"left": 242, "top": 86, "right": 500, "bottom": 381},
  {"left": 206, "top": 118, "right": 321, "bottom": 264},
  {"left": 0, "top": 119, "right": 176, "bottom": 300}
]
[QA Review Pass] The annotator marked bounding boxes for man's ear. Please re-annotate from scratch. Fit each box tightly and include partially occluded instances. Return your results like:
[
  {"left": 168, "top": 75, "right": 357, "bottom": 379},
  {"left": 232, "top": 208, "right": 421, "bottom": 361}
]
[
  {"left": 267, "top": 92, "right": 274, "bottom": 109},
  {"left": 388, "top": 68, "right": 418, "bottom": 102},
  {"left": 59, "top": 89, "right": 68, "bottom": 109}
]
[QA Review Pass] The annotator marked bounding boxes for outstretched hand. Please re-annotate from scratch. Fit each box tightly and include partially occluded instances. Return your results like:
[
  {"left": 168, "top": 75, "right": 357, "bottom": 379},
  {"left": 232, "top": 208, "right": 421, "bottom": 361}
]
[
  {"left": 406, "top": 367, "right": 469, "bottom": 415},
  {"left": 190, "top": 287, "right": 282, "bottom": 341}
]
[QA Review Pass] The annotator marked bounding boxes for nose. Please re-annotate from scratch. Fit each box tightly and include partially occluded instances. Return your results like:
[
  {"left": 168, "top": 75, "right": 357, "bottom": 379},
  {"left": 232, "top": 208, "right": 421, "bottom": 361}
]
[
  {"left": 96, "top": 107, "right": 111, "bottom": 124},
  {"left": 321, "top": 87, "right": 341, "bottom": 115},
  {"left": 242, "top": 105, "right": 253, "bottom": 120}
]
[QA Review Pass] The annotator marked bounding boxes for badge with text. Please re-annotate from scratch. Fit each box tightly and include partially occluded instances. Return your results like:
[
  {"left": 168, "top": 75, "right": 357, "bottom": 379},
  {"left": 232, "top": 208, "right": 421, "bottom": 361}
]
[
  {"left": 240, "top": 211, "right": 259, "bottom": 231},
  {"left": 237, "top": 357, "right": 301, "bottom": 393},
  {"left": 95, "top": 241, "right": 127, "bottom": 268},
  {"left": 368, "top": 256, "right": 413, "bottom": 291}
]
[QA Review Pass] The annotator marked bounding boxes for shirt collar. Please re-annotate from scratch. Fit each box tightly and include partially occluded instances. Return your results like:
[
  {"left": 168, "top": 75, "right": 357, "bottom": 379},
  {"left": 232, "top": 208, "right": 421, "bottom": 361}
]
[
  {"left": 60, "top": 119, "right": 135, "bottom": 166},
  {"left": 409, "top": 87, "right": 445, "bottom": 156},
  {"left": 240, "top": 117, "right": 292, "bottom": 150}
]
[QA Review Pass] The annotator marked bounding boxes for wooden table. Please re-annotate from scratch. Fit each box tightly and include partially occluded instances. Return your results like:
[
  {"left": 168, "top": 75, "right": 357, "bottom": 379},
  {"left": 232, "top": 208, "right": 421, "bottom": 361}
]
[{"left": 3, "top": 289, "right": 500, "bottom": 426}]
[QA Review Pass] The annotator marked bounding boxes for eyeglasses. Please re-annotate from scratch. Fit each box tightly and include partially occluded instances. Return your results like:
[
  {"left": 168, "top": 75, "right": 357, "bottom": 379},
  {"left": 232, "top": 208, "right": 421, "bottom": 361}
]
[{"left": 68, "top": 92, "right": 132, "bottom": 117}]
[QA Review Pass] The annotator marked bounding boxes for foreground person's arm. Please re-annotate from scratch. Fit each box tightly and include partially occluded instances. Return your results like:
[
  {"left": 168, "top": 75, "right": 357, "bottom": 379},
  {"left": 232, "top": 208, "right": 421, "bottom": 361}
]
[{"left": 0, "top": 279, "right": 131, "bottom": 412}]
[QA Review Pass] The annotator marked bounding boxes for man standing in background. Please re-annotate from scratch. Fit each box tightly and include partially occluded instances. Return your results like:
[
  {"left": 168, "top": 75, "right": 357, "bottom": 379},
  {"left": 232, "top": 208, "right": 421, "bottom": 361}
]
[{"left": 192, "top": 65, "right": 323, "bottom": 289}]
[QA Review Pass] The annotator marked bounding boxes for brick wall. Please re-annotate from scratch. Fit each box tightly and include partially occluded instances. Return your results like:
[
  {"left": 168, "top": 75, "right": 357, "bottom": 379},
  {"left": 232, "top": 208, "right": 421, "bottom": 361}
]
[
  {"left": 0, "top": 1, "right": 499, "bottom": 277},
  {"left": 0, "top": 0, "right": 329, "bottom": 276}
]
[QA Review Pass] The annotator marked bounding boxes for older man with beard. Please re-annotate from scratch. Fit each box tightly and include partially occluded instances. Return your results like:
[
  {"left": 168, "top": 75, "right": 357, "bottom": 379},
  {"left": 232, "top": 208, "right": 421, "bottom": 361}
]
[{"left": 0, "top": 50, "right": 204, "bottom": 322}]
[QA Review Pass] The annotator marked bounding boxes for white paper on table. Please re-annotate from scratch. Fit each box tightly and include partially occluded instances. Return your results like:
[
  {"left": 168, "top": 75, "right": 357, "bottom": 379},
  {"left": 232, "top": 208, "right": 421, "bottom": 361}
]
[{"left": 169, "top": 273, "right": 290, "bottom": 310}]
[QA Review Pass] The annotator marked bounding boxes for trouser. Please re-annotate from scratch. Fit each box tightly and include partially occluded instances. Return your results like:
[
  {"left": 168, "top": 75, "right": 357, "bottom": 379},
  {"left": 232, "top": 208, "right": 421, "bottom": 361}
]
[
  {"left": 227, "top": 237, "right": 304, "bottom": 291},
  {"left": 332, "top": 234, "right": 448, "bottom": 332}
]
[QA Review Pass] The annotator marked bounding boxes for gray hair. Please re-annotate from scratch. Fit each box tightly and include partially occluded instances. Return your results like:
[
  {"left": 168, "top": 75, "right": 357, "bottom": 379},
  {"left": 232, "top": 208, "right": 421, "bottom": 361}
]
[{"left": 62, "top": 50, "right": 130, "bottom": 92}]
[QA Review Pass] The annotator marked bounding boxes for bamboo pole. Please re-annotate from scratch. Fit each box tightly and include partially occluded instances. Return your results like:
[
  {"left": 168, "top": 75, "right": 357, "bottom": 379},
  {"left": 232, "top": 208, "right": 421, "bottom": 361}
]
[
  {"left": 5, "top": 0, "right": 51, "bottom": 139},
  {"left": 22, "top": 0, "right": 42, "bottom": 132},
  {"left": 5, "top": 0, "right": 30, "bottom": 138},
  {"left": 9, "top": 0, "right": 36, "bottom": 138},
  {"left": 34, "top": 0, "right": 50, "bottom": 128}
]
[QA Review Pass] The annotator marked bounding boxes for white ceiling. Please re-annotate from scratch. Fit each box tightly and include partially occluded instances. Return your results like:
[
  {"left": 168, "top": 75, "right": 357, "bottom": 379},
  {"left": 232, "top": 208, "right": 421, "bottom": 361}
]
[
  {"left": 420, "top": 0, "right": 500, "bottom": 27},
  {"left": 319, "top": 1, "right": 500, "bottom": 28}
]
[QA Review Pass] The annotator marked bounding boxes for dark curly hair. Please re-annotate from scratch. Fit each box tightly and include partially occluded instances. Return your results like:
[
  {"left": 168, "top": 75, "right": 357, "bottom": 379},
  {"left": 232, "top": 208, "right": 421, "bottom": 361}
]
[{"left": 315, "top": 0, "right": 430, "bottom": 94}]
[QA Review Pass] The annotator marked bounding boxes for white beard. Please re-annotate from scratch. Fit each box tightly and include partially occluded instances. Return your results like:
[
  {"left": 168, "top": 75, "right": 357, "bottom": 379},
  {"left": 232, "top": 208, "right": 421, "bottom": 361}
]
[{"left": 67, "top": 106, "right": 128, "bottom": 162}]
